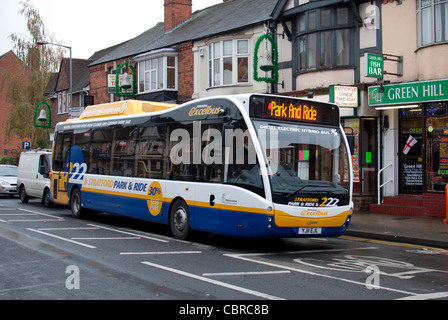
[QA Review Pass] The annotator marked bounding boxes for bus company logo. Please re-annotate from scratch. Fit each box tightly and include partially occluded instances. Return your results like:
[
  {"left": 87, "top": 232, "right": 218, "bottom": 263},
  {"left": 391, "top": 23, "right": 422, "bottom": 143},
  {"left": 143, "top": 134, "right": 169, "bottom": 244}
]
[
  {"left": 147, "top": 181, "right": 163, "bottom": 216},
  {"left": 188, "top": 105, "right": 221, "bottom": 117},
  {"left": 300, "top": 209, "right": 328, "bottom": 217}
]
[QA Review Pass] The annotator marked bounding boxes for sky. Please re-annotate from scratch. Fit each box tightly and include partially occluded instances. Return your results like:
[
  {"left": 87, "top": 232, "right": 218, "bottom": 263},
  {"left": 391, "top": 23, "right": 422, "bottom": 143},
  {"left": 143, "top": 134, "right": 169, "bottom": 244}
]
[{"left": 0, "top": 0, "right": 223, "bottom": 59}]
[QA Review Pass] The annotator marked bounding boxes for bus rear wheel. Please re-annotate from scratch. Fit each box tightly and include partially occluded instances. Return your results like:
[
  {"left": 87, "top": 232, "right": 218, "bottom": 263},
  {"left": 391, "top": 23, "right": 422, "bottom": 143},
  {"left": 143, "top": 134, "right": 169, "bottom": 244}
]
[{"left": 170, "top": 200, "right": 190, "bottom": 240}]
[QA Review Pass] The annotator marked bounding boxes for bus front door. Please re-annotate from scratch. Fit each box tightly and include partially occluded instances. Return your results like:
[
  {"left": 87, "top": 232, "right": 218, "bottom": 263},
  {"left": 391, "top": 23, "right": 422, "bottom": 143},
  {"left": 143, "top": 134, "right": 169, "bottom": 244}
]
[{"left": 52, "top": 131, "right": 72, "bottom": 205}]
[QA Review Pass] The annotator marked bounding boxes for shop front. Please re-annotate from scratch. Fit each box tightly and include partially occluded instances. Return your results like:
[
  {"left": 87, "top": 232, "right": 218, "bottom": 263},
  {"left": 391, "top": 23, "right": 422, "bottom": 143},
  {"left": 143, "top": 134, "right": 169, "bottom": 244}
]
[
  {"left": 369, "top": 79, "right": 448, "bottom": 217},
  {"left": 330, "top": 85, "right": 378, "bottom": 211}
]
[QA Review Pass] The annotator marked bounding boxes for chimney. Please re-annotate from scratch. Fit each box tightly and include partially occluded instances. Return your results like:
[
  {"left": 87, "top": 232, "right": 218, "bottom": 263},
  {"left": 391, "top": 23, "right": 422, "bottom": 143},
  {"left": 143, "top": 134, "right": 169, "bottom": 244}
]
[{"left": 164, "top": 0, "right": 192, "bottom": 32}]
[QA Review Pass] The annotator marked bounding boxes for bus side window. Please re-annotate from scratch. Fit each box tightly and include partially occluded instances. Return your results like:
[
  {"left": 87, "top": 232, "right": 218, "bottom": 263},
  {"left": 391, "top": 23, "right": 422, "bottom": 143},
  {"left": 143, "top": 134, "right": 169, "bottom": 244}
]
[
  {"left": 112, "top": 126, "right": 137, "bottom": 177},
  {"left": 136, "top": 125, "right": 166, "bottom": 179},
  {"left": 90, "top": 129, "right": 113, "bottom": 175},
  {"left": 73, "top": 129, "right": 91, "bottom": 170},
  {"left": 200, "top": 123, "right": 223, "bottom": 183}
]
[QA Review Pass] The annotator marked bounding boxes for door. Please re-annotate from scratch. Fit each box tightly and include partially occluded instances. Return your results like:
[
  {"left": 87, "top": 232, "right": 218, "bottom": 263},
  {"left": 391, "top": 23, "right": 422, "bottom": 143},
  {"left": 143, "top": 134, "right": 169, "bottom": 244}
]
[
  {"left": 52, "top": 131, "right": 72, "bottom": 204},
  {"left": 399, "top": 118, "right": 423, "bottom": 193}
]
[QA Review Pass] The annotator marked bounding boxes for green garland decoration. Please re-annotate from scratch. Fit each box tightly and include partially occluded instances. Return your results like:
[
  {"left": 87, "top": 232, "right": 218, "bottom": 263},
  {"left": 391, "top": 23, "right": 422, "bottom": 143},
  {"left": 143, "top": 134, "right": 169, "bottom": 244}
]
[
  {"left": 253, "top": 33, "right": 279, "bottom": 84},
  {"left": 33, "top": 101, "right": 51, "bottom": 128},
  {"left": 115, "top": 61, "right": 137, "bottom": 98}
]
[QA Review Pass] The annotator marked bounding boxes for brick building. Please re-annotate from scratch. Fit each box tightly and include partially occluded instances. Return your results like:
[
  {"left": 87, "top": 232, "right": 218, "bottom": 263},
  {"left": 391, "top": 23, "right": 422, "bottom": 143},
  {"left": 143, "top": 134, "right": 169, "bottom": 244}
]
[
  {"left": 45, "top": 57, "right": 92, "bottom": 127},
  {"left": 89, "top": 0, "right": 195, "bottom": 105},
  {"left": 88, "top": 0, "right": 275, "bottom": 105}
]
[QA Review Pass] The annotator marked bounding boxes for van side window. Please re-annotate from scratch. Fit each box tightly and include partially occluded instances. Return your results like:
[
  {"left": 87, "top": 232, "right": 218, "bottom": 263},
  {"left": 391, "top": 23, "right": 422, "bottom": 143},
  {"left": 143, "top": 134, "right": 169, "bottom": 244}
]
[{"left": 39, "top": 154, "right": 51, "bottom": 176}]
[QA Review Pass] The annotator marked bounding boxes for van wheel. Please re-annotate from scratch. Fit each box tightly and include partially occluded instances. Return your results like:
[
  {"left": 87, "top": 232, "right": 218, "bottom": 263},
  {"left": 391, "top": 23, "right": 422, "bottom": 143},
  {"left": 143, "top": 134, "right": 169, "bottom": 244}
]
[
  {"left": 42, "top": 188, "right": 53, "bottom": 208},
  {"left": 170, "top": 199, "right": 190, "bottom": 240},
  {"left": 70, "top": 188, "right": 84, "bottom": 219},
  {"left": 19, "top": 185, "right": 29, "bottom": 204}
]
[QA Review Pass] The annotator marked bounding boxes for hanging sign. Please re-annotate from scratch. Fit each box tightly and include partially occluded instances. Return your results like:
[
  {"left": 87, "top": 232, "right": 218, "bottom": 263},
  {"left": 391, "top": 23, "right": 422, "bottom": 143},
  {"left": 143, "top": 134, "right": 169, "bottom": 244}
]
[
  {"left": 33, "top": 101, "right": 51, "bottom": 128},
  {"left": 365, "top": 52, "right": 384, "bottom": 79},
  {"left": 253, "top": 33, "right": 279, "bottom": 84},
  {"left": 115, "top": 61, "right": 137, "bottom": 97}
]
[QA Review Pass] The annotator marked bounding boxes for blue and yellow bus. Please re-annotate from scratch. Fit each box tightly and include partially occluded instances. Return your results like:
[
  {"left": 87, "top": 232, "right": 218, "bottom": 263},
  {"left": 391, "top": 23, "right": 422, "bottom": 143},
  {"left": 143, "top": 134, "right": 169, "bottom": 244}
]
[{"left": 51, "top": 94, "right": 353, "bottom": 239}]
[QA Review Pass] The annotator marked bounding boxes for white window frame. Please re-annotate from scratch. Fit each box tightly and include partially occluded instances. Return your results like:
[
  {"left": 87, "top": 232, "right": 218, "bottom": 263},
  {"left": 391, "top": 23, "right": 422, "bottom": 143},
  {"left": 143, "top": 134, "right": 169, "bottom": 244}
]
[
  {"left": 208, "top": 39, "right": 250, "bottom": 88},
  {"left": 136, "top": 52, "right": 178, "bottom": 94},
  {"left": 417, "top": 0, "right": 448, "bottom": 47},
  {"left": 58, "top": 91, "right": 69, "bottom": 114},
  {"left": 58, "top": 92, "right": 62, "bottom": 114}
]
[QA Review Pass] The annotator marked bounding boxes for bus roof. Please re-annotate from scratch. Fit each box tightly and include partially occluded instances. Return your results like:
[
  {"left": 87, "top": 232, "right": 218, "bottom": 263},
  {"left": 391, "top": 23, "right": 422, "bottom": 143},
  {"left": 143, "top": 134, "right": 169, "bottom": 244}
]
[{"left": 69, "top": 100, "right": 178, "bottom": 122}]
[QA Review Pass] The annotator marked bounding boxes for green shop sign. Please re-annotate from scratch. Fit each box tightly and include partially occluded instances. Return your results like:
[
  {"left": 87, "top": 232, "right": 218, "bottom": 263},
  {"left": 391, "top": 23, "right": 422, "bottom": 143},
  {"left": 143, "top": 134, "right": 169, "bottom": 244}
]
[
  {"left": 369, "top": 79, "right": 448, "bottom": 106},
  {"left": 365, "top": 53, "right": 384, "bottom": 79}
]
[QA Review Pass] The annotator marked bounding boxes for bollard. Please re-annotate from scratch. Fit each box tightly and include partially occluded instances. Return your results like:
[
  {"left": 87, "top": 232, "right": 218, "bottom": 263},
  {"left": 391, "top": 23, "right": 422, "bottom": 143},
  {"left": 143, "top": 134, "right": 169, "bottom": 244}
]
[{"left": 445, "top": 184, "right": 448, "bottom": 223}]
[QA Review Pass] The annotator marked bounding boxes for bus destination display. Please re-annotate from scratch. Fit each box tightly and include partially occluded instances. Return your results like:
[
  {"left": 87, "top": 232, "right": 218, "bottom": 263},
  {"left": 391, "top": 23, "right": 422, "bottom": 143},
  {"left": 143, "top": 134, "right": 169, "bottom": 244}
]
[{"left": 250, "top": 95, "right": 339, "bottom": 126}]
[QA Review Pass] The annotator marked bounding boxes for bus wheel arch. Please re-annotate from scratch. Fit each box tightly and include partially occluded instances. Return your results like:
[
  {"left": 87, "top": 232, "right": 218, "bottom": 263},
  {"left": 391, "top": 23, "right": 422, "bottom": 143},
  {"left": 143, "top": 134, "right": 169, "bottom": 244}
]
[{"left": 169, "top": 198, "right": 190, "bottom": 240}]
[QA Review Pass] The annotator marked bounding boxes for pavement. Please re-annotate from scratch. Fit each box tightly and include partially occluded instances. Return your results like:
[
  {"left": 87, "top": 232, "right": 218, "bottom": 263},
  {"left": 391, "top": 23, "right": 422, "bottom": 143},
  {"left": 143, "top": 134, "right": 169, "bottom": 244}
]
[{"left": 346, "top": 211, "right": 448, "bottom": 249}]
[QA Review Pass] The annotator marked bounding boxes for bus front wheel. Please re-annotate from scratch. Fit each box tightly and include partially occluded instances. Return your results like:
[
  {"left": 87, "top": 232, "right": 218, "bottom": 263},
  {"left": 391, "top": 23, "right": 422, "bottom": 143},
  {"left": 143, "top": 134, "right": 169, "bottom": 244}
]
[
  {"left": 70, "top": 188, "right": 84, "bottom": 219},
  {"left": 170, "top": 200, "right": 190, "bottom": 240}
]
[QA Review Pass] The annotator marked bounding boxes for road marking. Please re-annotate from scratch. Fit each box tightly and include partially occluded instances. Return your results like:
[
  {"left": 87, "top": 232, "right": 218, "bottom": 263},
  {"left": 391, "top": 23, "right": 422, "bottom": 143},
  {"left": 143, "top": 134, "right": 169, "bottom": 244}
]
[
  {"left": 27, "top": 228, "right": 96, "bottom": 249},
  {"left": 0, "top": 213, "right": 38, "bottom": 215},
  {"left": 141, "top": 261, "right": 285, "bottom": 300},
  {"left": 72, "top": 236, "right": 140, "bottom": 240},
  {"left": 1, "top": 208, "right": 64, "bottom": 222},
  {"left": 341, "top": 235, "right": 448, "bottom": 252},
  {"left": 202, "top": 270, "right": 291, "bottom": 277},
  {"left": 87, "top": 224, "right": 168, "bottom": 243},
  {"left": 225, "top": 252, "right": 417, "bottom": 297},
  {"left": 397, "top": 292, "right": 448, "bottom": 300},
  {"left": 8, "top": 219, "right": 64, "bottom": 222},
  {"left": 38, "top": 227, "right": 99, "bottom": 231},
  {"left": 120, "top": 251, "right": 202, "bottom": 255},
  {"left": 19, "top": 208, "right": 64, "bottom": 220},
  {"left": 228, "top": 246, "right": 378, "bottom": 257}
]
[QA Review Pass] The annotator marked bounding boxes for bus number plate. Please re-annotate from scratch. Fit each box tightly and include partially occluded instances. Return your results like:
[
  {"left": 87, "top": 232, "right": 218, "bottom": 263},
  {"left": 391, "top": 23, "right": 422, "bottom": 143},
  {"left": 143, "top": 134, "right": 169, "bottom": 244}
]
[{"left": 298, "top": 228, "right": 322, "bottom": 235}]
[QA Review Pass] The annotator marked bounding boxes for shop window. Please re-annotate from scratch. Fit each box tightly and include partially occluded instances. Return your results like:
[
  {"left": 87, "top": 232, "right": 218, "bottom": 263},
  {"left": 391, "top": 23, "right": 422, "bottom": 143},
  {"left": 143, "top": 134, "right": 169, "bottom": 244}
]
[
  {"left": 426, "top": 114, "right": 448, "bottom": 191},
  {"left": 399, "top": 102, "right": 448, "bottom": 193}
]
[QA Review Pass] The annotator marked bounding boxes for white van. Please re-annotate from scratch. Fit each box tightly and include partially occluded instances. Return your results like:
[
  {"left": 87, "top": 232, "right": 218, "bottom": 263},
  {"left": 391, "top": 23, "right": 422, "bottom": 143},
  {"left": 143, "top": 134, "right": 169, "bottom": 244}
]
[{"left": 17, "top": 149, "right": 53, "bottom": 207}]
